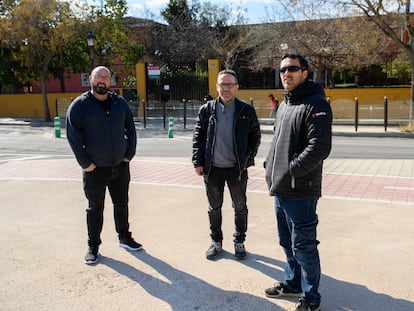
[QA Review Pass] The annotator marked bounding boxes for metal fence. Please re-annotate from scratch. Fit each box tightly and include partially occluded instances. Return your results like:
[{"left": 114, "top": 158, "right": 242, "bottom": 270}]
[
  {"left": 55, "top": 96, "right": 140, "bottom": 120},
  {"left": 141, "top": 99, "right": 202, "bottom": 129}
]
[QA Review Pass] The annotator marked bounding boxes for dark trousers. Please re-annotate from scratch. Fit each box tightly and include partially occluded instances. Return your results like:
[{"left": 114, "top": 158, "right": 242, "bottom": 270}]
[
  {"left": 83, "top": 162, "right": 131, "bottom": 247},
  {"left": 205, "top": 166, "right": 248, "bottom": 243}
]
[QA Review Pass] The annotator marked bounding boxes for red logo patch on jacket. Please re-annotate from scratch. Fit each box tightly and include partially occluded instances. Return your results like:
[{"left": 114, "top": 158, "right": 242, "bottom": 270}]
[{"left": 312, "top": 112, "right": 327, "bottom": 118}]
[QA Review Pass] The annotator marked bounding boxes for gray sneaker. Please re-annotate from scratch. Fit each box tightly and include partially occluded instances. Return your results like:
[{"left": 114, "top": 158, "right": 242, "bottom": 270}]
[
  {"left": 206, "top": 241, "right": 222, "bottom": 260},
  {"left": 84, "top": 246, "right": 99, "bottom": 265},
  {"left": 234, "top": 242, "right": 247, "bottom": 259}
]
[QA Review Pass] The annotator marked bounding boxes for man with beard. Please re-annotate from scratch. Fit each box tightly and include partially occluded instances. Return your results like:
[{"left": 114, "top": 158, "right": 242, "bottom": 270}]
[{"left": 66, "top": 66, "right": 142, "bottom": 265}]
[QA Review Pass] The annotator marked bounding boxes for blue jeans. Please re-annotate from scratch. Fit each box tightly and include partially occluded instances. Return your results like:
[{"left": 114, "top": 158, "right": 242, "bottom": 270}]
[
  {"left": 274, "top": 196, "right": 321, "bottom": 305},
  {"left": 205, "top": 166, "right": 248, "bottom": 243},
  {"left": 83, "top": 162, "right": 131, "bottom": 247}
]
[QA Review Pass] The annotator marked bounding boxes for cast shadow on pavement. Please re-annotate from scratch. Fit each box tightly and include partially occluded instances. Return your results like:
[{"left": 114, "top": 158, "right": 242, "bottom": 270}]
[
  {"left": 100, "top": 251, "right": 283, "bottom": 311},
  {"left": 239, "top": 252, "right": 414, "bottom": 310},
  {"left": 209, "top": 250, "right": 285, "bottom": 281},
  {"left": 319, "top": 274, "right": 414, "bottom": 310}
]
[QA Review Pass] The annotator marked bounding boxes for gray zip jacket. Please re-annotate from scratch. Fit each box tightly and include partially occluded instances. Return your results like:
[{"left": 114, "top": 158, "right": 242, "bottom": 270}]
[{"left": 264, "top": 81, "right": 332, "bottom": 197}]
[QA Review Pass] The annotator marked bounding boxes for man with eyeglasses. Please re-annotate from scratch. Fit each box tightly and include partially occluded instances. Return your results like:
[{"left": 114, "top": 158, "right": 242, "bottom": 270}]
[
  {"left": 264, "top": 54, "right": 332, "bottom": 311},
  {"left": 192, "top": 69, "right": 261, "bottom": 260},
  {"left": 66, "top": 66, "right": 142, "bottom": 265}
]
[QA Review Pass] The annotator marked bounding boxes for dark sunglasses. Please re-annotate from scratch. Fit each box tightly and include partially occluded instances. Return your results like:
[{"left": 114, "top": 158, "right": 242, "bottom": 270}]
[{"left": 280, "top": 66, "right": 302, "bottom": 73}]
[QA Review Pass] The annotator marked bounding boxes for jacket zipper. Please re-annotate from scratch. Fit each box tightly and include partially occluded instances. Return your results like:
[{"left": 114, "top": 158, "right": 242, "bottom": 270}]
[
  {"left": 233, "top": 105, "right": 245, "bottom": 181},
  {"left": 270, "top": 101, "right": 289, "bottom": 190},
  {"left": 207, "top": 103, "right": 216, "bottom": 176}
]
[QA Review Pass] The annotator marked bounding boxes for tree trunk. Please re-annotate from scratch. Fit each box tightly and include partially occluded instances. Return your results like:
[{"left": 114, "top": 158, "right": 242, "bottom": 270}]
[
  {"left": 411, "top": 68, "right": 414, "bottom": 122},
  {"left": 59, "top": 68, "right": 65, "bottom": 93},
  {"left": 409, "top": 51, "right": 414, "bottom": 122},
  {"left": 40, "top": 69, "right": 51, "bottom": 122}
]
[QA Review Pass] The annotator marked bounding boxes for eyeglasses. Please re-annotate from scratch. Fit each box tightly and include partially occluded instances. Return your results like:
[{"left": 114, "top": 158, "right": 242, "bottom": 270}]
[
  {"left": 93, "top": 74, "right": 111, "bottom": 81},
  {"left": 217, "top": 83, "right": 237, "bottom": 89},
  {"left": 280, "top": 66, "right": 302, "bottom": 73}
]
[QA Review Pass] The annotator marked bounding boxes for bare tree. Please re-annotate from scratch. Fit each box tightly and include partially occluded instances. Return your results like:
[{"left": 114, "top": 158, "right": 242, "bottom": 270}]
[
  {"left": 155, "top": 0, "right": 250, "bottom": 69},
  {"left": 268, "top": 0, "right": 413, "bottom": 119},
  {"left": 340, "top": 0, "right": 414, "bottom": 120}
]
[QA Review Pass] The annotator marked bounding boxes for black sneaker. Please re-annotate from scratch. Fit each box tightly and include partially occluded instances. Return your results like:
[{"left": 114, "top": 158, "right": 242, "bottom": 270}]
[
  {"left": 265, "top": 282, "right": 301, "bottom": 298},
  {"left": 234, "top": 242, "right": 247, "bottom": 259},
  {"left": 295, "top": 298, "right": 321, "bottom": 311},
  {"left": 206, "top": 241, "right": 222, "bottom": 260},
  {"left": 119, "top": 237, "right": 143, "bottom": 251},
  {"left": 84, "top": 246, "right": 99, "bottom": 265}
]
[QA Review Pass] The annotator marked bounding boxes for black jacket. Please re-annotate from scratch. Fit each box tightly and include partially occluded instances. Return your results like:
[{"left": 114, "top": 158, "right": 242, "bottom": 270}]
[
  {"left": 264, "top": 81, "right": 332, "bottom": 197},
  {"left": 66, "top": 91, "right": 137, "bottom": 169},
  {"left": 192, "top": 98, "right": 261, "bottom": 179}
]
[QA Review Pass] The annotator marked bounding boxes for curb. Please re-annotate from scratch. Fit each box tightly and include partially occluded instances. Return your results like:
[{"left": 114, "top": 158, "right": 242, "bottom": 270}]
[
  {"left": 260, "top": 128, "right": 414, "bottom": 138},
  {"left": 1, "top": 118, "right": 414, "bottom": 138}
]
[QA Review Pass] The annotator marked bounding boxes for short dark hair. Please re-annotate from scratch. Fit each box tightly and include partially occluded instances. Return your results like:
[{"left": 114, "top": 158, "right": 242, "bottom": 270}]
[
  {"left": 282, "top": 54, "right": 309, "bottom": 71},
  {"left": 218, "top": 69, "right": 238, "bottom": 83}
]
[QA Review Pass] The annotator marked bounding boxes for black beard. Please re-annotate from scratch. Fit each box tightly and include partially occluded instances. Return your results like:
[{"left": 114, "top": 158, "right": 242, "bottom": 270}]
[{"left": 93, "top": 84, "right": 109, "bottom": 95}]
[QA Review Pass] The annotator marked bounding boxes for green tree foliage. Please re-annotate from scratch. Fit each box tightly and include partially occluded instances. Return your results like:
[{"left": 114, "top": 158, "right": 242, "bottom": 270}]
[
  {"left": 88, "top": 0, "right": 143, "bottom": 71},
  {"left": 161, "top": 0, "right": 193, "bottom": 29},
  {"left": 0, "top": 0, "right": 144, "bottom": 120},
  {"left": 0, "top": 1, "right": 21, "bottom": 93},
  {"left": 382, "top": 52, "right": 411, "bottom": 83},
  {"left": 0, "top": 0, "right": 78, "bottom": 120}
]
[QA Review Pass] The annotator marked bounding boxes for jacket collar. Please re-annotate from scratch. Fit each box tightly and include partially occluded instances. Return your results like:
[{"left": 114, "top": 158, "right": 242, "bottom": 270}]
[{"left": 283, "top": 80, "right": 324, "bottom": 103}]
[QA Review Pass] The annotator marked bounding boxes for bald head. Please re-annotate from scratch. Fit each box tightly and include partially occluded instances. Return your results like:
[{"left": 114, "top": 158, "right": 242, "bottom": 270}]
[{"left": 91, "top": 66, "right": 110, "bottom": 76}]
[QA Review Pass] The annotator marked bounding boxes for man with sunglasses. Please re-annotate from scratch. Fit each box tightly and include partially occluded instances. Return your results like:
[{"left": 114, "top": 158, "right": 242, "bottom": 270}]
[
  {"left": 192, "top": 69, "right": 261, "bottom": 260},
  {"left": 264, "top": 55, "right": 332, "bottom": 311},
  {"left": 66, "top": 66, "right": 142, "bottom": 265}
]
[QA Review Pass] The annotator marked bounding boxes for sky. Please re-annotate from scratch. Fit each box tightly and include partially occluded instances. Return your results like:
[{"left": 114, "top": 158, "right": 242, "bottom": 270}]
[
  {"left": 126, "top": 0, "right": 277, "bottom": 25},
  {"left": 87, "top": 1, "right": 413, "bottom": 25}
]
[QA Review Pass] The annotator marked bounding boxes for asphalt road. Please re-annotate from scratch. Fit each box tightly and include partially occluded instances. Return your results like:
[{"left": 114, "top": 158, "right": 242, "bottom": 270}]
[{"left": 0, "top": 122, "right": 413, "bottom": 160}]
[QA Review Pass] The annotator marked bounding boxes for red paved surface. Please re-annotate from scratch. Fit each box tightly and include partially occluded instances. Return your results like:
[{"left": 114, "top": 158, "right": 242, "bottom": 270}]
[{"left": 1, "top": 158, "right": 413, "bottom": 204}]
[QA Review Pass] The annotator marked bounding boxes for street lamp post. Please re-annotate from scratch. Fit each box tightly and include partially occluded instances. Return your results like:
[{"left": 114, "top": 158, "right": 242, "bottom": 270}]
[{"left": 86, "top": 32, "right": 96, "bottom": 73}]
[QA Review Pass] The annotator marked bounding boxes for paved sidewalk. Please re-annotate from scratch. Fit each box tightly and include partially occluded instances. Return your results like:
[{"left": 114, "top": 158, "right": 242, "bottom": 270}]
[
  {"left": 1, "top": 157, "right": 414, "bottom": 204},
  {"left": 0, "top": 118, "right": 414, "bottom": 310},
  {"left": 0, "top": 179, "right": 413, "bottom": 310}
]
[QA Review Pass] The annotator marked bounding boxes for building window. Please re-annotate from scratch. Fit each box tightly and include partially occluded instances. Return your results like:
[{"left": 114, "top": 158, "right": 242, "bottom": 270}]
[{"left": 81, "top": 74, "right": 90, "bottom": 87}]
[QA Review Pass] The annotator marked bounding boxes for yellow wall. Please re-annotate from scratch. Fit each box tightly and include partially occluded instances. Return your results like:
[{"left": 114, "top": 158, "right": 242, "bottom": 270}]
[
  {"left": 136, "top": 62, "right": 146, "bottom": 105},
  {"left": 325, "top": 88, "right": 411, "bottom": 120},
  {"left": 236, "top": 88, "right": 411, "bottom": 120},
  {"left": 0, "top": 93, "right": 81, "bottom": 119},
  {"left": 205, "top": 59, "right": 411, "bottom": 120},
  {"left": 1, "top": 88, "right": 410, "bottom": 120},
  {"left": 208, "top": 59, "right": 220, "bottom": 98},
  {"left": 0, "top": 59, "right": 411, "bottom": 121}
]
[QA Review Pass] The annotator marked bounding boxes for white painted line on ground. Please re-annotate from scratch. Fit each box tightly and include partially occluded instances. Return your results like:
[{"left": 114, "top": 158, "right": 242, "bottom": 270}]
[{"left": 384, "top": 186, "right": 414, "bottom": 190}]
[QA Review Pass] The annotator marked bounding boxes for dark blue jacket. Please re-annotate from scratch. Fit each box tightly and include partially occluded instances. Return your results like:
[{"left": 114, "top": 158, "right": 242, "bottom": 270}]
[
  {"left": 66, "top": 91, "right": 137, "bottom": 169},
  {"left": 192, "top": 98, "right": 261, "bottom": 180},
  {"left": 264, "top": 81, "right": 332, "bottom": 197}
]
